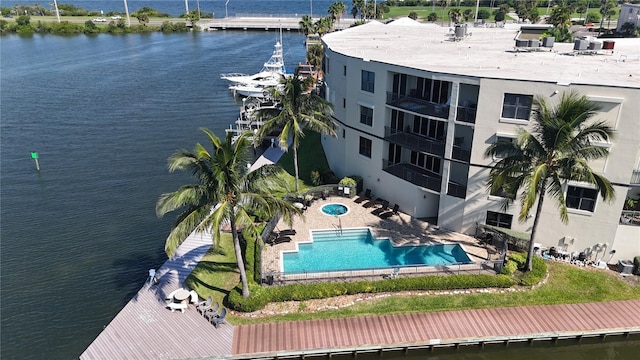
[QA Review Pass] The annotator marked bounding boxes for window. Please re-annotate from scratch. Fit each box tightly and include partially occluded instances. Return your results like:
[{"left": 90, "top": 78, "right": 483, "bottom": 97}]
[
  {"left": 343, "top": 65, "right": 347, "bottom": 76},
  {"left": 410, "top": 151, "right": 441, "bottom": 174},
  {"left": 359, "top": 137, "right": 372, "bottom": 158},
  {"left": 486, "top": 211, "right": 513, "bottom": 228},
  {"left": 360, "top": 106, "right": 373, "bottom": 126},
  {"left": 490, "top": 177, "right": 516, "bottom": 199},
  {"left": 342, "top": 129, "right": 345, "bottom": 138},
  {"left": 566, "top": 186, "right": 597, "bottom": 212},
  {"left": 412, "top": 115, "right": 446, "bottom": 140},
  {"left": 343, "top": 98, "right": 346, "bottom": 108},
  {"left": 493, "top": 135, "right": 516, "bottom": 159},
  {"left": 361, "top": 70, "right": 375, "bottom": 93},
  {"left": 501, "top": 94, "right": 533, "bottom": 120}
]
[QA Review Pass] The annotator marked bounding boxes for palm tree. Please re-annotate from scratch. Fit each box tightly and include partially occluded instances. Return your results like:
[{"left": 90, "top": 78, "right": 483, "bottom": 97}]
[
  {"left": 484, "top": 91, "right": 615, "bottom": 272},
  {"left": 306, "top": 43, "right": 324, "bottom": 69},
  {"left": 256, "top": 74, "right": 336, "bottom": 193},
  {"left": 448, "top": 8, "right": 462, "bottom": 24},
  {"left": 299, "top": 14, "right": 315, "bottom": 36},
  {"left": 314, "top": 16, "right": 334, "bottom": 35},
  {"left": 156, "top": 130, "right": 300, "bottom": 298},
  {"left": 328, "top": 2, "right": 347, "bottom": 24}
]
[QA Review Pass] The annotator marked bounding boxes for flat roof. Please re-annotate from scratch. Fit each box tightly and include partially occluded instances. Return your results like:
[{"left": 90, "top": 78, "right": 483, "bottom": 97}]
[{"left": 322, "top": 20, "right": 640, "bottom": 88}]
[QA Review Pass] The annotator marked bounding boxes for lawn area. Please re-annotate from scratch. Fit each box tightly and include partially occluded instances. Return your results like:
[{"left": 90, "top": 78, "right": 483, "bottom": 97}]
[
  {"left": 229, "top": 262, "right": 640, "bottom": 325},
  {"left": 277, "top": 129, "right": 331, "bottom": 189}
]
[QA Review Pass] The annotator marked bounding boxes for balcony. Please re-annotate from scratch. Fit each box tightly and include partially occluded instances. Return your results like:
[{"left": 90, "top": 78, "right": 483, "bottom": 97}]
[
  {"left": 456, "top": 105, "right": 477, "bottom": 124},
  {"left": 447, "top": 181, "right": 467, "bottom": 199},
  {"left": 631, "top": 170, "right": 640, "bottom": 185},
  {"left": 386, "top": 92, "right": 450, "bottom": 120},
  {"left": 452, "top": 144, "right": 471, "bottom": 162},
  {"left": 384, "top": 127, "right": 445, "bottom": 157},
  {"left": 382, "top": 160, "right": 442, "bottom": 192}
]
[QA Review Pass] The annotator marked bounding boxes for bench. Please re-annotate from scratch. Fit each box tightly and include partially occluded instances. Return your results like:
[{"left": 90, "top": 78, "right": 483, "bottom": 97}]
[{"left": 167, "top": 302, "right": 188, "bottom": 313}]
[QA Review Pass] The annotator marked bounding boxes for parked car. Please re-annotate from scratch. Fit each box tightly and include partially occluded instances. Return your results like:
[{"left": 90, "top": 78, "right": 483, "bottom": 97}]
[
  {"left": 92, "top": 17, "right": 107, "bottom": 22},
  {"left": 110, "top": 15, "right": 121, "bottom": 20}
]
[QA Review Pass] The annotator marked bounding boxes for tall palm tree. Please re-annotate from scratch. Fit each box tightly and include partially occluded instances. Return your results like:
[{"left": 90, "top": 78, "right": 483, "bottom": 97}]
[
  {"left": 328, "top": 1, "right": 347, "bottom": 24},
  {"left": 156, "top": 130, "right": 300, "bottom": 298},
  {"left": 299, "top": 15, "right": 315, "bottom": 36},
  {"left": 448, "top": 8, "right": 462, "bottom": 24},
  {"left": 484, "top": 91, "right": 615, "bottom": 271},
  {"left": 256, "top": 74, "right": 336, "bottom": 193}
]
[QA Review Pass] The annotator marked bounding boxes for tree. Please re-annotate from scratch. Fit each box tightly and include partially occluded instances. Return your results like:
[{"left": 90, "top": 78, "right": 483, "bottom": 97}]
[
  {"left": 427, "top": 12, "right": 438, "bottom": 22},
  {"left": 314, "top": 16, "right": 334, "bottom": 35},
  {"left": 620, "top": 22, "right": 639, "bottom": 37},
  {"left": 306, "top": 43, "right": 324, "bottom": 69},
  {"left": 484, "top": 92, "right": 615, "bottom": 272},
  {"left": 328, "top": 1, "right": 347, "bottom": 23},
  {"left": 136, "top": 13, "right": 149, "bottom": 26},
  {"left": 352, "top": 0, "right": 365, "bottom": 20},
  {"left": 299, "top": 15, "right": 315, "bottom": 35},
  {"left": 256, "top": 74, "right": 336, "bottom": 193},
  {"left": 409, "top": 11, "right": 419, "bottom": 20},
  {"left": 448, "top": 8, "right": 462, "bottom": 24},
  {"left": 186, "top": 10, "right": 200, "bottom": 27},
  {"left": 548, "top": 5, "right": 572, "bottom": 28},
  {"left": 156, "top": 130, "right": 301, "bottom": 298},
  {"left": 477, "top": 9, "right": 491, "bottom": 20}
]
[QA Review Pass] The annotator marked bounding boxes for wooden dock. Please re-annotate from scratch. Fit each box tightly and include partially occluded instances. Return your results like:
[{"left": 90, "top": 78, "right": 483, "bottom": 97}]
[
  {"left": 80, "top": 229, "right": 234, "bottom": 360},
  {"left": 201, "top": 16, "right": 356, "bottom": 31},
  {"left": 232, "top": 299, "right": 640, "bottom": 358}
]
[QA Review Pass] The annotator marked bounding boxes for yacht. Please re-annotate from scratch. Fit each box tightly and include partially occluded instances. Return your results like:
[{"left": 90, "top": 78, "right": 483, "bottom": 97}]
[{"left": 225, "top": 96, "right": 281, "bottom": 142}]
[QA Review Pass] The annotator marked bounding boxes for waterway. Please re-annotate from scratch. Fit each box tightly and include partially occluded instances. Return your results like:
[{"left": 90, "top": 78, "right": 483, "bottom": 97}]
[{"left": 0, "top": 15, "right": 638, "bottom": 360}]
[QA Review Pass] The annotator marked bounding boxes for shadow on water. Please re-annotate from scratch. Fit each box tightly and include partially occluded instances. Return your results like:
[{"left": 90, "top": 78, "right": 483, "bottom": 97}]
[{"left": 112, "top": 250, "right": 167, "bottom": 305}]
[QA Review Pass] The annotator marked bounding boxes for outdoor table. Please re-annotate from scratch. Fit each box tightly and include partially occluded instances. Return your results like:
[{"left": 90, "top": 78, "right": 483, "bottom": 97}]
[{"left": 174, "top": 289, "right": 190, "bottom": 303}]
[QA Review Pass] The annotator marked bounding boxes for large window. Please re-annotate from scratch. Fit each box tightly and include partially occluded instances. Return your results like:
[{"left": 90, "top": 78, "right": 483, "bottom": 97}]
[
  {"left": 412, "top": 115, "right": 446, "bottom": 140},
  {"left": 410, "top": 151, "right": 441, "bottom": 174},
  {"left": 490, "top": 177, "right": 517, "bottom": 199},
  {"left": 360, "top": 106, "right": 373, "bottom": 126},
  {"left": 359, "top": 137, "right": 372, "bottom": 158},
  {"left": 486, "top": 211, "right": 513, "bottom": 228},
  {"left": 566, "top": 186, "right": 597, "bottom": 212},
  {"left": 361, "top": 70, "right": 375, "bottom": 93},
  {"left": 501, "top": 94, "right": 533, "bottom": 120}
]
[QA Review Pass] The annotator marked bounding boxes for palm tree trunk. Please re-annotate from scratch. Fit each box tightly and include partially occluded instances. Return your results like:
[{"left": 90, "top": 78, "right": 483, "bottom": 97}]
[
  {"left": 230, "top": 218, "right": 250, "bottom": 298},
  {"left": 526, "top": 189, "right": 546, "bottom": 272},
  {"left": 293, "top": 146, "right": 300, "bottom": 193}
]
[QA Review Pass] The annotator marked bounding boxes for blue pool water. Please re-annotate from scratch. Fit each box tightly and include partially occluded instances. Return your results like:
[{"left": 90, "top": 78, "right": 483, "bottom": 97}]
[
  {"left": 321, "top": 203, "right": 349, "bottom": 216},
  {"left": 282, "top": 228, "right": 472, "bottom": 273}
]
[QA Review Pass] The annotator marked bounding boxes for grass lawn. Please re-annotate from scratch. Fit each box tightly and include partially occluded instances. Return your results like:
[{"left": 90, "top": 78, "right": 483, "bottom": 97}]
[{"left": 277, "top": 129, "right": 331, "bottom": 189}]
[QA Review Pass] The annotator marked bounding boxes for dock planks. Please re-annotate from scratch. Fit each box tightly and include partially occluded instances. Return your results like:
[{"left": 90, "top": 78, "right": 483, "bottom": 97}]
[{"left": 232, "top": 299, "right": 640, "bottom": 357}]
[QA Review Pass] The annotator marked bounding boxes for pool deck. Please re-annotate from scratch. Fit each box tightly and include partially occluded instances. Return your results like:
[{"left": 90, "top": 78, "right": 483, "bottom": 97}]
[{"left": 263, "top": 194, "right": 495, "bottom": 276}]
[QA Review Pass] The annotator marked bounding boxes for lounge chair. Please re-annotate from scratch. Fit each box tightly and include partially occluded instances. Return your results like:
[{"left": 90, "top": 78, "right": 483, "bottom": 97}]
[
  {"left": 271, "top": 235, "right": 292, "bottom": 245},
  {"left": 354, "top": 189, "right": 372, "bottom": 203},
  {"left": 278, "top": 229, "right": 296, "bottom": 236},
  {"left": 211, "top": 308, "right": 227, "bottom": 328},
  {"left": 196, "top": 296, "right": 212, "bottom": 314},
  {"left": 203, "top": 302, "right": 220, "bottom": 321}
]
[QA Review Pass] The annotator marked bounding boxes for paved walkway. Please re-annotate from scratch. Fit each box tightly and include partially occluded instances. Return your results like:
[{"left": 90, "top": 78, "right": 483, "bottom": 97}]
[{"left": 233, "top": 299, "right": 640, "bottom": 357}]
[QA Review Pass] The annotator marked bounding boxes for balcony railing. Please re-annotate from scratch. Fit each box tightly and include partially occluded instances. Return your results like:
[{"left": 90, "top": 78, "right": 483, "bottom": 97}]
[
  {"left": 382, "top": 160, "right": 442, "bottom": 192},
  {"left": 452, "top": 144, "right": 471, "bottom": 162},
  {"left": 631, "top": 170, "right": 640, "bottom": 185},
  {"left": 620, "top": 210, "right": 640, "bottom": 226},
  {"left": 384, "top": 127, "right": 445, "bottom": 157},
  {"left": 456, "top": 105, "right": 477, "bottom": 123},
  {"left": 447, "top": 181, "right": 467, "bottom": 199},
  {"left": 386, "top": 92, "right": 450, "bottom": 119}
]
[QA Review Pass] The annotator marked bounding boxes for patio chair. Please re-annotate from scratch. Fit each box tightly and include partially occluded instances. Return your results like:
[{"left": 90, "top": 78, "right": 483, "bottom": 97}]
[
  {"left": 167, "top": 302, "right": 188, "bottom": 313},
  {"left": 203, "top": 302, "right": 220, "bottom": 321},
  {"left": 354, "top": 189, "right": 372, "bottom": 203},
  {"left": 278, "top": 229, "right": 296, "bottom": 236},
  {"left": 272, "top": 235, "right": 292, "bottom": 245},
  {"left": 189, "top": 290, "right": 198, "bottom": 304},
  {"left": 196, "top": 296, "right": 213, "bottom": 314},
  {"left": 211, "top": 308, "right": 227, "bottom": 328}
]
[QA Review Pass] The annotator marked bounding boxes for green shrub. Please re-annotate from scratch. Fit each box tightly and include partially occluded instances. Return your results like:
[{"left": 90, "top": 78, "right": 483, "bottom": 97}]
[
  {"left": 338, "top": 177, "right": 356, "bottom": 188},
  {"left": 508, "top": 252, "right": 527, "bottom": 268},
  {"left": 502, "top": 260, "right": 518, "bottom": 275},
  {"left": 633, "top": 256, "right": 640, "bottom": 275},
  {"left": 477, "top": 9, "right": 491, "bottom": 20},
  {"left": 521, "top": 256, "right": 547, "bottom": 286},
  {"left": 227, "top": 273, "right": 516, "bottom": 312},
  {"left": 310, "top": 170, "right": 321, "bottom": 186}
]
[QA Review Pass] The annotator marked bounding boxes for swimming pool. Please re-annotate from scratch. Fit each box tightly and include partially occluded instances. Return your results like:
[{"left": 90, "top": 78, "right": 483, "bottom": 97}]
[{"left": 282, "top": 228, "right": 471, "bottom": 273}]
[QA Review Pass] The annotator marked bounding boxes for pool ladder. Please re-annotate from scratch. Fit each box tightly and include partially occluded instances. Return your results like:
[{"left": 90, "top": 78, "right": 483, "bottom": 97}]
[{"left": 333, "top": 216, "right": 343, "bottom": 236}]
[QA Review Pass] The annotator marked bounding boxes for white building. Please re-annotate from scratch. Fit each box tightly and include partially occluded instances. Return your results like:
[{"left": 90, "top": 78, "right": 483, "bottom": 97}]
[
  {"left": 321, "top": 19, "right": 640, "bottom": 263},
  {"left": 616, "top": 3, "right": 640, "bottom": 34}
]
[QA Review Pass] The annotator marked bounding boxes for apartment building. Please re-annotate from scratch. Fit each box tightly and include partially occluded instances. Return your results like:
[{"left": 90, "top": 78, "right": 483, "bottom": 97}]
[{"left": 321, "top": 19, "right": 640, "bottom": 262}]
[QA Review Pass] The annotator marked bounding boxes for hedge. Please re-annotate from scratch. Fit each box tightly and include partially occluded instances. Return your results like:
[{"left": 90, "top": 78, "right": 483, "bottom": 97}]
[{"left": 228, "top": 273, "right": 515, "bottom": 312}]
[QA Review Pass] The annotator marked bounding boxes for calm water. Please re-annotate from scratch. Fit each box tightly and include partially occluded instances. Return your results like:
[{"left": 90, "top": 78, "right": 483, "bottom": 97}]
[
  {"left": 9, "top": 0, "right": 338, "bottom": 17},
  {"left": 284, "top": 229, "right": 470, "bottom": 273},
  {"left": 0, "top": 18, "right": 638, "bottom": 360}
]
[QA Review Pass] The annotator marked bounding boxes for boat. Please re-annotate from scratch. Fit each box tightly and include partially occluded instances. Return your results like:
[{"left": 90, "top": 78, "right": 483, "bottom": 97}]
[
  {"left": 221, "top": 32, "right": 288, "bottom": 98},
  {"left": 225, "top": 96, "right": 281, "bottom": 142}
]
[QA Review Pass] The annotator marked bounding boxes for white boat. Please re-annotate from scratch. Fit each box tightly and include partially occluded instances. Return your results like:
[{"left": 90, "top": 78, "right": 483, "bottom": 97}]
[
  {"left": 221, "top": 33, "right": 288, "bottom": 98},
  {"left": 225, "top": 97, "right": 281, "bottom": 142}
]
